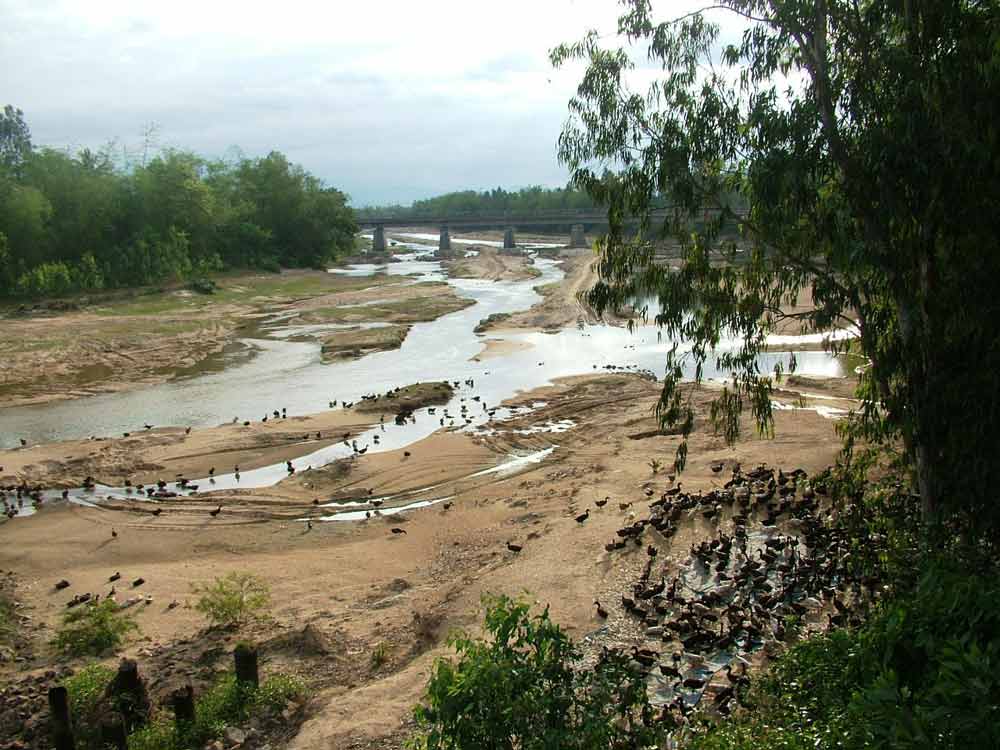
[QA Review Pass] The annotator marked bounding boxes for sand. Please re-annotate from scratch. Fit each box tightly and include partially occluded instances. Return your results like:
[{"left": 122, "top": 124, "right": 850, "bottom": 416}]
[{"left": 0, "top": 371, "right": 856, "bottom": 749}]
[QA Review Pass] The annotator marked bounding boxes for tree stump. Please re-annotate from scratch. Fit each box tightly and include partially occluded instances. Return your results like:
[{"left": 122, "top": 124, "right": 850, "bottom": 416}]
[
  {"left": 105, "top": 658, "right": 150, "bottom": 733},
  {"left": 48, "top": 686, "right": 75, "bottom": 750},
  {"left": 171, "top": 683, "right": 196, "bottom": 727},
  {"left": 234, "top": 643, "right": 259, "bottom": 688},
  {"left": 100, "top": 718, "right": 128, "bottom": 750}
]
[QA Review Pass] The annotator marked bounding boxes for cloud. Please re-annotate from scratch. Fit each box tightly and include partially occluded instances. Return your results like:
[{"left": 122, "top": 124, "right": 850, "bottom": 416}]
[{"left": 0, "top": 0, "right": 747, "bottom": 205}]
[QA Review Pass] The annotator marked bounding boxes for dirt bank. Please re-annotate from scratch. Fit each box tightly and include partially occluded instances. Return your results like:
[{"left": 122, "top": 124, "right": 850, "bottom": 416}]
[
  {"left": 0, "top": 371, "right": 856, "bottom": 749},
  {"left": 478, "top": 253, "right": 610, "bottom": 332},
  {"left": 0, "top": 271, "right": 448, "bottom": 409},
  {"left": 442, "top": 248, "right": 541, "bottom": 282},
  {"left": 353, "top": 382, "right": 454, "bottom": 415},
  {"left": 321, "top": 325, "right": 410, "bottom": 360}
]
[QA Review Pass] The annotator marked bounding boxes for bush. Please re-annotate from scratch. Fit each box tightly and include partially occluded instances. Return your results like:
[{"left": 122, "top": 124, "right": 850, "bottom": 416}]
[
  {"left": 53, "top": 599, "right": 139, "bottom": 657},
  {"left": 192, "top": 572, "right": 270, "bottom": 628},
  {"left": 410, "top": 595, "right": 663, "bottom": 750}
]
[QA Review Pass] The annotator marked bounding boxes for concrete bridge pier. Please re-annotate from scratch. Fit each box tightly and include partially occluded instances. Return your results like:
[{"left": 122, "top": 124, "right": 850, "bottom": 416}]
[
  {"left": 569, "top": 224, "right": 588, "bottom": 249},
  {"left": 503, "top": 227, "right": 516, "bottom": 249},
  {"left": 372, "top": 224, "right": 386, "bottom": 252},
  {"left": 439, "top": 225, "right": 451, "bottom": 251}
]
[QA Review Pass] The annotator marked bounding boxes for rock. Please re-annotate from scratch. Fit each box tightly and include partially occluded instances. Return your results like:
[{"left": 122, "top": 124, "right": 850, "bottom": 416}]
[
  {"left": 223, "top": 726, "right": 246, "bottom": 746},
  {"left": 386, "top": 578, "right": 410, "bottom": 593}
]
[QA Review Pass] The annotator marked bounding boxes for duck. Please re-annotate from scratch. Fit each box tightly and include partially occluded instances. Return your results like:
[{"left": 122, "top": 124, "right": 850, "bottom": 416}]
[
  {"left": 594, "top": 600, "right": 609, "bottom": 619},
  {"left": 574, "top": 510, "right": 590, "bottom": 524},
  {"left": 210, "top": 505, "right": 222, "bottom": 517},
  {"left": 390, "top": 527, "right": 407, "bottom": 535},
  {"left": 506, "top": 541, "right": 522, "bottom": 553}
]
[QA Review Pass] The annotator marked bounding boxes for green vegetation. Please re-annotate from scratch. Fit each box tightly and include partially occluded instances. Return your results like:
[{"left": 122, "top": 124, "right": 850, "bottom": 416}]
[
  {"left": 53, "top": 599, "right": 139, "bottom": 657},
  {"left": 64, "top": 663, "right": 117, "bottom": 748},
  {"left": 370, "top": 641, "right": 391, "bottom": 669},
  {"left": 128, "top": 673, "right": 303, "bottom": 750},
  {"left": 61, "top": 667, "right": 303, "bottom": 750},
  {"left": 192, "top": 572, "right": 271, "bottom": 629},
  {"left": 357, "top": 185, "right": 599, "bottom": 220},
  {"left": 409, "top": 595, "right": 663, "bottom": 750},
  {"left": 554, "top": 0, "right": 999, "bottom": 533},
  {"left": 389, "top": 2, "right": 1000, "bottom": 749},
  {"left": 0, "top": 107, "right": 357, "bottom": 298}
]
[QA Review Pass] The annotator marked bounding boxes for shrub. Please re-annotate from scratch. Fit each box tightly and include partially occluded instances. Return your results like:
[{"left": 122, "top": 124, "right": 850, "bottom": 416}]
[
  {"left": 53, "top": 600, "right": 139, "bottom": 657},
  {"left": 370, "top": 641, "right": 390, "bottom": 669},
  {"left": 192, "top": 572, "right": 270, "bottom": 628},
  {"left": 410, "top": 595, "right": 663, "bottom": 750}
]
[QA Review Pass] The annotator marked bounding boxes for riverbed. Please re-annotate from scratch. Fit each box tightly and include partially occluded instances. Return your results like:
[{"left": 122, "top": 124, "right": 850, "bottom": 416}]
[{"left": 0, "top": 250, "right": 846, "bottom": 493}]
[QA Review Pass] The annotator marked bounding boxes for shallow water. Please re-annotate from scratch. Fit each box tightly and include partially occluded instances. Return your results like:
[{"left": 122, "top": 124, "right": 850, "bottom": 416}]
[{"left": 0, "top": 254, "right": 847, "bottom": 493}]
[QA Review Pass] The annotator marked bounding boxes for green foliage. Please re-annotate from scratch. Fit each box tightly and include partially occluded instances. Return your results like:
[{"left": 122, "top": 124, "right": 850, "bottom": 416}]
[
  {"left": 410, "top": 594, "right": 663, "bottom": 750},
  {"left": 65, "top": 663, "right": 116, "bottom": 717},
  {"left": 0, "top": 104, "right": 31, "bottom": 178},
  {"left": 53, "top": 599, "right": 139, "bottom": 657},
  {"left": 370, "top": 641, "right": 391, "bottom": 669},
  {"left": 0, "top": 115, "right": 358, "bottom": 298},
  {"left": 192, "top": 572, "right": 271, "bottom": 628},
  {"left": 552, "top": 1, "right": 1000, "bottom": 536},
  {"left": 64, "top": 663, "right": 116, "bottom": 748},
  {"left": 127, "top": 673, "right": 304, "bottom": 750},
  {"left": 357, "top": 185, "right": 599, "bottom": 220}
]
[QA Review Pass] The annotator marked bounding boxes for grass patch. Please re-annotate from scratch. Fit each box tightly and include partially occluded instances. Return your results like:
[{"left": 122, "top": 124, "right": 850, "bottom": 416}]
[
  {"left": 65, "top": 663, "right": 116, "bottom": 748},
  {"left": 53, "top": 599, "right": 139, "bottom": 657},
  {"left": 59, "top": 661, "right": 304, "bottom": 750},
  {"left": 128, "top": 673, "right": 304, "bottom": 750}
]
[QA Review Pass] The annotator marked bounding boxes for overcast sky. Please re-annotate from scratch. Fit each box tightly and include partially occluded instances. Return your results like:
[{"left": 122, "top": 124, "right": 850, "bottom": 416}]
[{"left": 1, "top": 0, "right": 745, "bottom": 206}]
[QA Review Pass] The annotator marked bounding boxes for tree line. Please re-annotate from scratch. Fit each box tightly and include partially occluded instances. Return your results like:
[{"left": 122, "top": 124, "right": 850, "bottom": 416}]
[
  {"left": 355, "top": 185, "right": 601, "bottom": 219},
  {"left": 0, "top": 107, "right": 358, "bottom": 298}
]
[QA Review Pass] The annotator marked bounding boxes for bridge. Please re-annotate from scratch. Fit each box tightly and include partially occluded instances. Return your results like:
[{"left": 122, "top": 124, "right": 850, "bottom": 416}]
[{"left": 357, "top": 207, "right": 743, "bottom": 251}]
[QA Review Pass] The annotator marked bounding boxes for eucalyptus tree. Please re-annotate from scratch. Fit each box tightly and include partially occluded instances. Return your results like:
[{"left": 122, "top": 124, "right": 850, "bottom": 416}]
[{"left": 552, "top": 1, "right": 1000, "bottom": 532}]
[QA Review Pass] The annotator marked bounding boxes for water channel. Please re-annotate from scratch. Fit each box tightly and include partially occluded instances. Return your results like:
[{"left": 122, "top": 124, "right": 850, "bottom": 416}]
[{"left": 0, "top": 245, "right": 847, "bottom": 506}]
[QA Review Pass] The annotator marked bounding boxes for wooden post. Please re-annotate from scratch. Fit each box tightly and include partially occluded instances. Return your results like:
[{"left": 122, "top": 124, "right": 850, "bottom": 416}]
[
  {"left": 48, "top": 686, "right": 75, "bottom": 750},
  {"left": 107, "top": 658, "right": 149, "bottom": 732},
  {"left": 234, "top": 643, "right": 259, "bottom": 688},
  {"left": 100, "top": 718, "right": 128, "bottom": 750},
  {"left": 171, "top": 683, "right": 196, "bottom": 727}
]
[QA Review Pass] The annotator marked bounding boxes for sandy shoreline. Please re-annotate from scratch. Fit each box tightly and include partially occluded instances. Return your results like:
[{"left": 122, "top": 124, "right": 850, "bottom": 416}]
[{"left": 0, "top": 370, "right": 857, "bottom": 748}]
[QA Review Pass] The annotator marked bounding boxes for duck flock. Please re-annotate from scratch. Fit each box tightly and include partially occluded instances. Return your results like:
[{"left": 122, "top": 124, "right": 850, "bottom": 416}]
[
  {"left": 0, "top": 377, "right": 524, "bottom": 520},
  {"left": 589, "top": 463, "right": 874, "bottom": 729}
]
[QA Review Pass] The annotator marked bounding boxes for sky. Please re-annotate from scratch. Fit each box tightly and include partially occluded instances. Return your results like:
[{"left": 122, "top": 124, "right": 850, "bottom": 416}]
[{"left": 0, "top": 0, "right": 746, "bottom": 206}]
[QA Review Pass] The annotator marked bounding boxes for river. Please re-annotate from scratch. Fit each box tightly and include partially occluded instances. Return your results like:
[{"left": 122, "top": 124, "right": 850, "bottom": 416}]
[{"left": 0, "top": 248, "right": 847, "bottom": 497}]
